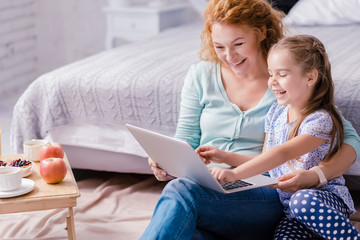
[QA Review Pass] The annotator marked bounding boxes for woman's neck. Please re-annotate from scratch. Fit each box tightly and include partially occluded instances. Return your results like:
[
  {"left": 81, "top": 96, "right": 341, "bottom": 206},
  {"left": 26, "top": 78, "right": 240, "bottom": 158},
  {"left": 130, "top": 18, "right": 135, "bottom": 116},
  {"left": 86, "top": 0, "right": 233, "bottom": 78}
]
[
  {"left": 220, "top": 63, "right": 269, "bottom": 111},
  {"left": 221, "top": 61, "right": 269, "bottom": 84}
]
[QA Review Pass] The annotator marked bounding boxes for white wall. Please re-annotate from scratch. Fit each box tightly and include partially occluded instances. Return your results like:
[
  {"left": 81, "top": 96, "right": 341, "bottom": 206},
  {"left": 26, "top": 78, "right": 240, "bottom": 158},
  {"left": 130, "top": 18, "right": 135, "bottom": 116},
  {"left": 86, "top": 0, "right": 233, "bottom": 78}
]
[
  {"left": 0, "top": 0, "right": 196, "bottom": 103},
  {"left": 0, "top": 0, "right": 108, "bottom": 100},
  {"left": 0, "top": 0, "right": 37, "bottom": 98},
  {"left": 35, "top": 0, "right": 108, "bottom": 76}
]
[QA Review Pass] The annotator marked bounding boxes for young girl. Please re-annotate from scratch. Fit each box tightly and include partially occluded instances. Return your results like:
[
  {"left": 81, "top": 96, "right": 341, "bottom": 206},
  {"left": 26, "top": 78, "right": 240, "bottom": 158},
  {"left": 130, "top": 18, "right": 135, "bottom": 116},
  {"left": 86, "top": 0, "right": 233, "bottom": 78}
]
[{"left": 197, "top": 35, "right": 359, "bottom": 239}]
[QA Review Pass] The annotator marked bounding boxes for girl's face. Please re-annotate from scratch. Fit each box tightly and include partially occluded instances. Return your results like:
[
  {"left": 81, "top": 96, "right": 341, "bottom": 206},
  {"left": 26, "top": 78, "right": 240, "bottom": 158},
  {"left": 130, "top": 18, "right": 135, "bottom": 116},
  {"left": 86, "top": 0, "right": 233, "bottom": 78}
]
[
  {"left": 211, "top": 22, "right": 265, "bottom": 76},
  {"left": 267, "top": 49, "right": 312, "bottom": 109}
]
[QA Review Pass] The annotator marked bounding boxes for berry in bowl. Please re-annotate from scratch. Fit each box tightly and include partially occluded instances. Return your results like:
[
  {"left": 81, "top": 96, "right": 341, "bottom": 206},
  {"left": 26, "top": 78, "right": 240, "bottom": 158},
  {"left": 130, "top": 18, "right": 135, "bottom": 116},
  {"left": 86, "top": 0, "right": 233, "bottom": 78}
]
[{"left": 0, "top": 159, "right": 34, "bottom": 177}]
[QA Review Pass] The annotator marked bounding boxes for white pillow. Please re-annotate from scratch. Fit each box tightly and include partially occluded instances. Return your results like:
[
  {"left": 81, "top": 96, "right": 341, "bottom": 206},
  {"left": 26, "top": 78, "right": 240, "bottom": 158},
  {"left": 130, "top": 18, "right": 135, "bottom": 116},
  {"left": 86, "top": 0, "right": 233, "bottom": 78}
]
[
  {"left": 188, "top": 0, "right": 208, "bottom": 15},
  {"left": 284, "top": 0, "right": 360, "bottom": 26}
]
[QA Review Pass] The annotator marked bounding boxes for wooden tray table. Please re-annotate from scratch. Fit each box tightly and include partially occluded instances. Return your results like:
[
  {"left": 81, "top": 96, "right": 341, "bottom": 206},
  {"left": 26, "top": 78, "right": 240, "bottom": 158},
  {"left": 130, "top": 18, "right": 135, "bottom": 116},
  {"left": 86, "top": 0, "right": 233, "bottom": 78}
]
[{"left": 0, "top": 154, "right": 80, "bottom": 240}]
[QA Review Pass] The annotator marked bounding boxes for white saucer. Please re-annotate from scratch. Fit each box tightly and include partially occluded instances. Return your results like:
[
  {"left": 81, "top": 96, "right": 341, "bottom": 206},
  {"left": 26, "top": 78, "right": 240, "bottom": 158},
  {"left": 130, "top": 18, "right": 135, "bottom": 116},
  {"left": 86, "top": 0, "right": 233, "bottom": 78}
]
[{"left": 0, "top": 179, "right": 35, "bottom": 198}]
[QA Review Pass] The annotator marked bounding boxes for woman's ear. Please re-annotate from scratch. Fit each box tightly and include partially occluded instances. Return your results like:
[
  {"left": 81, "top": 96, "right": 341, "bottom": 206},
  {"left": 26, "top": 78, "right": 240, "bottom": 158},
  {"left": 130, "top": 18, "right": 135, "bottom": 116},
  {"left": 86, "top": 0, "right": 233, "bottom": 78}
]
[
  {"left": 307, "top": 69, "right": 318, "bottom": 87},
  {"left": 259, "top": 25, "right": 267, "bottom": 41}
]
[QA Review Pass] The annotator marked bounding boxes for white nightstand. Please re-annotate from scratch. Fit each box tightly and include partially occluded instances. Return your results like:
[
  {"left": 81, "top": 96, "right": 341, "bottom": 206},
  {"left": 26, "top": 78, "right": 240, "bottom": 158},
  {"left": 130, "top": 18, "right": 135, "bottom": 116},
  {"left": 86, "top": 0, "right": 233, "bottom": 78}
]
[{"left": 104, "top": 3, "right": 190, "bottom": 49}]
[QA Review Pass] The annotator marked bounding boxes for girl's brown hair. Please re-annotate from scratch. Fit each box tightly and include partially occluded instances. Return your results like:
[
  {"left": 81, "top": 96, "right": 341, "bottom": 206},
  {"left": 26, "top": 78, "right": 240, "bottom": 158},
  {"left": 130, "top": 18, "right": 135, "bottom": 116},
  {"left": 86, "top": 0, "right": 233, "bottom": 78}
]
[
  {"left": 200, "top": 0, "right": 285, "bottom": 62},
  {"left": 270, "top": 35, "right": 344, "bottom": 161}
]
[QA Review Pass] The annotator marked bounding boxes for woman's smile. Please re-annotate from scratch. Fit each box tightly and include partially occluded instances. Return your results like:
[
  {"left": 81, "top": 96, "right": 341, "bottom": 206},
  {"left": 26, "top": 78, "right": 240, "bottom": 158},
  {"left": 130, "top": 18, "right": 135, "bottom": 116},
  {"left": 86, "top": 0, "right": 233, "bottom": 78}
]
[{"left": 230, "top": 58, "right": 246, "bottom": 67}]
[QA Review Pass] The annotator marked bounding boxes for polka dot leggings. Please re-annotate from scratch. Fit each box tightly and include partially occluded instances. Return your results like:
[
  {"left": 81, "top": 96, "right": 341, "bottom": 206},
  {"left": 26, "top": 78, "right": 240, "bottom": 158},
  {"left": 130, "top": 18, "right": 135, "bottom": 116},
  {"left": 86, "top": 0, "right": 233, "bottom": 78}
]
[{"left": 274, "top": 189, "right": 360, "bottom": 240}]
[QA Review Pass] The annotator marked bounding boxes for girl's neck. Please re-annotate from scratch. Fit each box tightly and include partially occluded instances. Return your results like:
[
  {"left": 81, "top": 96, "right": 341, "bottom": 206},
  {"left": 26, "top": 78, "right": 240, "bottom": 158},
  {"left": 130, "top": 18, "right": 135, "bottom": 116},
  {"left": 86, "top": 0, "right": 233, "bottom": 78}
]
[
  {"left": 287, "top": 95, "right": 312, "bottom": 122},
  {"left": 287, "top": 106, "right": 302, "bottom": 123}
]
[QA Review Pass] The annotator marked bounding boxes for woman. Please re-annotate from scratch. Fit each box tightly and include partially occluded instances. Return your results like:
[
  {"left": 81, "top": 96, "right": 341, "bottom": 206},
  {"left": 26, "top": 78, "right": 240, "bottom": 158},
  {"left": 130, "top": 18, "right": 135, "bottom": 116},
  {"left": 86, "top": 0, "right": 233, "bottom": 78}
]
[{"left": 142, "top": 0, "right": 360, "bottom": 239}]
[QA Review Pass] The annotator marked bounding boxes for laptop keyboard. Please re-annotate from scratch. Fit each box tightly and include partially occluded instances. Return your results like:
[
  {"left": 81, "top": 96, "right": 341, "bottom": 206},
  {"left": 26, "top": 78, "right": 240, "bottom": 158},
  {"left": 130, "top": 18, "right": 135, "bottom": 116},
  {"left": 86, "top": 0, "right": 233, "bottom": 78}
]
[{"left": 221, "top": 180, "right": 253, "bottom": 190}]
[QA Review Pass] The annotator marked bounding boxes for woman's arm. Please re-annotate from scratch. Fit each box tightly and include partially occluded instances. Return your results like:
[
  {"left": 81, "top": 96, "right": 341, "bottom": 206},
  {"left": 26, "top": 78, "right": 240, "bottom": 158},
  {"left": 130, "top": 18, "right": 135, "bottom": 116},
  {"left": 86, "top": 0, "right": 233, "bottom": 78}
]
[
  {"left": 148, "top": 64, "right": 204, "bottom": 181},
  {"left": 318, "top": 143, "right": 356, "bottom": 180},
  {"left": 318, "top": 116, "right": 359, "bottom": 179},
  {"left": 175, "top": 65, "right": 203, "bottom": 149}
]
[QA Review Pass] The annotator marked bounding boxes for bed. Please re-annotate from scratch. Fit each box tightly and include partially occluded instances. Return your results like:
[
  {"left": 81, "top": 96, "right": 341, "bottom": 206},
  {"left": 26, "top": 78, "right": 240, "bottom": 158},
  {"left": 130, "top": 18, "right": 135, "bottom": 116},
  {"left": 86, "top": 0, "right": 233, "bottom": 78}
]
[{"left": 10, "top": 0, "right": 360, "bottom": 177}]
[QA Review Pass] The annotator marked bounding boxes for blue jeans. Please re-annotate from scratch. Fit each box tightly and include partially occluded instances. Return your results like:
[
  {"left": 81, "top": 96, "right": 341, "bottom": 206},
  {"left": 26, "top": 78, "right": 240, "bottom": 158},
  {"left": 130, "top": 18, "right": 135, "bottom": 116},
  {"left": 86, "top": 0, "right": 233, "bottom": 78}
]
[{"left": 140, "top": 177, "right": 284, "bottom": 240}]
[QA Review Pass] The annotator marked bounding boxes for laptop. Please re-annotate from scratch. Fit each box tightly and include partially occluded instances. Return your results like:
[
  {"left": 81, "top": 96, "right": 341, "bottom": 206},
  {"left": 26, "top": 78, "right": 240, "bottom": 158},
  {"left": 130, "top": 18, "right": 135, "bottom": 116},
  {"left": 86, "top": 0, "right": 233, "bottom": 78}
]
[{"left": 126, "top": 124, "right": 277, "bottom": 193}]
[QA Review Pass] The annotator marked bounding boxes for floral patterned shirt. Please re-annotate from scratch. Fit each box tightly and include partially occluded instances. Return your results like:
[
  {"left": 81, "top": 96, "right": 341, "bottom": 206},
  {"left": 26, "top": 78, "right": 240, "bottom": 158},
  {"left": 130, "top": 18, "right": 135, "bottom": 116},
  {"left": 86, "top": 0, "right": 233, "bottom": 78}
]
[{"left": 265, "top": 103, "right": 355, "bottom": 217}]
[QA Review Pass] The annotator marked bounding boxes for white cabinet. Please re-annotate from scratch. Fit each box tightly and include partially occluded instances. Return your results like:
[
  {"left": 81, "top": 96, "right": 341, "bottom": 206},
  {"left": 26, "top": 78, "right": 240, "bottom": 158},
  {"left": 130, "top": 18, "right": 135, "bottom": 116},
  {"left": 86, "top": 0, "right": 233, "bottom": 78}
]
[{"left": 104, "top": 3, "right": 190, "bottom": 49}]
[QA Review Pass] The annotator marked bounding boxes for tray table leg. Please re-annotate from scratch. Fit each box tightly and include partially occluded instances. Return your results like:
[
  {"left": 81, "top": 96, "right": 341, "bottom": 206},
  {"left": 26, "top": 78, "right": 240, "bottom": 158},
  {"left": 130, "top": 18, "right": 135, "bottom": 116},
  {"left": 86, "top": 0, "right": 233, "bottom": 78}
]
[{"left": 67, "top": 207, "right": 76, "bottom": 240}]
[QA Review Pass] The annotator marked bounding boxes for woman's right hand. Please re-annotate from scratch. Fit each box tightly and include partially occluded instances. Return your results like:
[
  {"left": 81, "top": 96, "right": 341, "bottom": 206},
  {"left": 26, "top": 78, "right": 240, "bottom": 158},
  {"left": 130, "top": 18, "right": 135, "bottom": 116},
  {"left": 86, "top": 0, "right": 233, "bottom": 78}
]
[{"left": 148, "top": 157, "right": 175, "bottom": 181}]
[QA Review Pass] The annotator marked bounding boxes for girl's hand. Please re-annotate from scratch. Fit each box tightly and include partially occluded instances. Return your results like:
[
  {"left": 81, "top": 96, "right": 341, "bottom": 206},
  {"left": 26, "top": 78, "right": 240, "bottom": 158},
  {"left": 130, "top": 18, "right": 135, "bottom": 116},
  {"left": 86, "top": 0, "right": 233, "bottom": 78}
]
[
  {"left": 210, "top": 167, "right": 237, "bottom": 184},
  {"left": 196, "top": 146, "right": 228, "bottom": 165},
  {"left": 268, "top": 169, "right": 318, "bottom": 193},
  {"left": 148, "top": 157, "right": 175, "bottom": 181}
]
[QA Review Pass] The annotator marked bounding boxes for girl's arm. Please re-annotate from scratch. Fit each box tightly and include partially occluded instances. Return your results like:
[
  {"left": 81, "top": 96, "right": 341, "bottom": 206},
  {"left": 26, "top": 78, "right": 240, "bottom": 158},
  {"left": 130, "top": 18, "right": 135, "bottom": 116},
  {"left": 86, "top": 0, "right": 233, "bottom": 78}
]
[
  {"left": 230, "top": 133, "right": 327, "bottom": 180},
  {"left": 197, "top": 135, "right": 270, "bottom": 167},
  {"left": 273, "top": 143, "right": 356, "bottom": 193},
  {"left": 274, "top": 117, "right": 359, "bottom": 192},
  {"left": 196, "top": 145, "right": 257, "bottom": 166}
]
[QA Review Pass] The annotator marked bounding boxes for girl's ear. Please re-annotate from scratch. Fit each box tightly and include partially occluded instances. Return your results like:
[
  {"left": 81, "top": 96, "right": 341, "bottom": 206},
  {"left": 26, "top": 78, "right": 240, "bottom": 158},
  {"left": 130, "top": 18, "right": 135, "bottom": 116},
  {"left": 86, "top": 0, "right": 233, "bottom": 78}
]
[{"left": 307, "top": 69, "right": 318, "bottom": 87}]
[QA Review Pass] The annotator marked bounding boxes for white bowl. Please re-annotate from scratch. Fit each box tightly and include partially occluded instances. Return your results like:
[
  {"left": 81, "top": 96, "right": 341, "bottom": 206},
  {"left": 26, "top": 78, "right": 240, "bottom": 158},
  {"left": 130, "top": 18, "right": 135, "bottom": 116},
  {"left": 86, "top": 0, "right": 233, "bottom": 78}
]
[
  {"left": 1, "top": 160, "right": 34, "bottom": 177},
  {"left": 19, "top": 163, "right": 34, "bottom": 177}
]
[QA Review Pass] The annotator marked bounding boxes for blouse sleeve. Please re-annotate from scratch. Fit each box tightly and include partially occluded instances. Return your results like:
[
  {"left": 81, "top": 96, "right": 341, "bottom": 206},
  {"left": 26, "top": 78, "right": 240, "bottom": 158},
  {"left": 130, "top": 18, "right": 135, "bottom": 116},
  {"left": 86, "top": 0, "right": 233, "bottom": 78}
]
[
  {"left": 175, "top": 64, "right": 203, "bottom": 149},
  {"left": 264, "top": 103, "right": 278, "bottom": 133},
  {"left": 299, "top": 111, "right": 333, "bottom": 141}
]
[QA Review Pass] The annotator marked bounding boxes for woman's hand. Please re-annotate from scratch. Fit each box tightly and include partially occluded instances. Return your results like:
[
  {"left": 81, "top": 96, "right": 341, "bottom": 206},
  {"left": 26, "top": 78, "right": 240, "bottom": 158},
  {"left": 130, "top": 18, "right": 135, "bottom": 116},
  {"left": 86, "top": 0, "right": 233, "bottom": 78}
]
[
  {"left": 210, "top": 167, "right": 237, "bottom": 184},
  {"left": 269, "top": 169, "right": 318, "bottom": 193},
  {"left": 196, "top": 146, "right": 228, "bottom": 165},
  {"left": 148, "top": 157, "right": 175, "bottom": 181}
]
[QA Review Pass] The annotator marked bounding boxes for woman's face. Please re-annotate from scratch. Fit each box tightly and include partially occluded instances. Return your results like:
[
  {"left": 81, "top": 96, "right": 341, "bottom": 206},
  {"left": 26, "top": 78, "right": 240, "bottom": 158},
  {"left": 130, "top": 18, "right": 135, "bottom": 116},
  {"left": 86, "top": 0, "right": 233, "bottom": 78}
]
[{"left": 211, "top": 22, "right": 265, "bottom": 76}]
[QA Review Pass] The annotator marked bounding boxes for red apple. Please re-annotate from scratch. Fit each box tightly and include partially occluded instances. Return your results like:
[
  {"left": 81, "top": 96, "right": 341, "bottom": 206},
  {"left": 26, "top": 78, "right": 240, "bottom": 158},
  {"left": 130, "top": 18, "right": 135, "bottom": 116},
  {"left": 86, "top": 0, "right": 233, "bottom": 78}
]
[
  {"left": 39, "top": 142, "right": 64, "bottom": 161},
  {"left": 40, "top": 158, "right": 67, "bottom": 184}
]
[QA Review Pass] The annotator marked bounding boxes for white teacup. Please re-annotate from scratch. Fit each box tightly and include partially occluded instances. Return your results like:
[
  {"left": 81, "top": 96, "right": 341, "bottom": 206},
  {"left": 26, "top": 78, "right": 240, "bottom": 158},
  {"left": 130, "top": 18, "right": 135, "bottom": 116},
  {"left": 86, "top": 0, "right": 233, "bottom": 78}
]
[
  {"left": 0, "top": 167, "right": 22, "bottom": 191},
  {"left": 24, "top": 139, "right": 48, "bottom": 162}
]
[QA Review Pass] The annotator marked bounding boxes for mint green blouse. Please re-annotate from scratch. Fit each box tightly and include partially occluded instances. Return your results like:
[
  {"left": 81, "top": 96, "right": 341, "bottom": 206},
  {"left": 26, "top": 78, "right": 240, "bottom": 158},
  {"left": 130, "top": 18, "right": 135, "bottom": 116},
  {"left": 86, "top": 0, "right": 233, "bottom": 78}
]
[{"left": 175, "top": 61, "right": 360, "bottom": 163}]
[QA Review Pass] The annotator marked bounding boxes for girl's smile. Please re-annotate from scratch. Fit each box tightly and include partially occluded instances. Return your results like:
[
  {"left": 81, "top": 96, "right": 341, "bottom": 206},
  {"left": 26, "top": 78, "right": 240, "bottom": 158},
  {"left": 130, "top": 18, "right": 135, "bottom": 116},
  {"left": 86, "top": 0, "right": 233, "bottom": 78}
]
[{"left": 272, "top": 90, "right": 286, "bottom": 97}]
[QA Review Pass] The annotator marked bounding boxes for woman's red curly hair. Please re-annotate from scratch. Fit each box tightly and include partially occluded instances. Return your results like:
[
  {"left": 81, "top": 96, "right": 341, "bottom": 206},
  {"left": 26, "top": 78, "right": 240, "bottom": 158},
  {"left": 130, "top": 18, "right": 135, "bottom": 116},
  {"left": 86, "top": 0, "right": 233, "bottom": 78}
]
[{"left": 200, "top": 0, "right": 286, "bottom": 62}]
